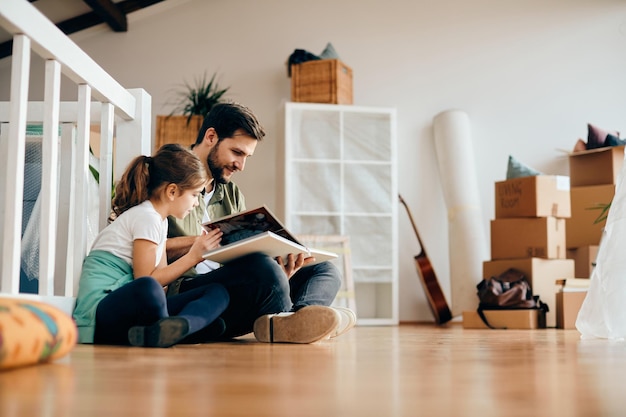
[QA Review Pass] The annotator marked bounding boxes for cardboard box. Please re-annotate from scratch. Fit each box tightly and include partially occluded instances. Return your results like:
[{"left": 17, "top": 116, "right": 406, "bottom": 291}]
[
  {"left": 490, "top": 217, "right": 566, "bottom": 260},
  {"left": 566, "top": 245, "right": 599, "bottom": 278},
  {"left": 483, "top": 258, "right": 575, "bottom": 327},
  {"left": 566, "top": 185, "right": 614, "bottom": 248},
  {"left": 462, "top": 309, "right": 546, "bottom": 329},
  {"left": 495, "top": 175, "right": 571, "bottom": 219},
  {"left": 556, "top": 291, "right": 587, "bottom": 329},
  {"left": 569, "top": 145, "right": 624, "bottom": 187}
]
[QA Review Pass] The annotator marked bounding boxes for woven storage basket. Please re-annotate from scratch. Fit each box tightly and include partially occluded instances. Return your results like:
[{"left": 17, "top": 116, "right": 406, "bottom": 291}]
[
  {"left": 155, "top": 115, "right": 203, "bottom": 151},
  {"left": 291, "top": 59, "right": 353, "bottom": 104}
]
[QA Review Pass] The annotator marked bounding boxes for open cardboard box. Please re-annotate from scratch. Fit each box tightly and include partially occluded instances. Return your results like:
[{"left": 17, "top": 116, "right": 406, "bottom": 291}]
[
  {"left": 483, "top": 258, "right": 574, "bottom": 327},
  {"left": 569, "top": 145, "right": 624, "bottom": 187}
]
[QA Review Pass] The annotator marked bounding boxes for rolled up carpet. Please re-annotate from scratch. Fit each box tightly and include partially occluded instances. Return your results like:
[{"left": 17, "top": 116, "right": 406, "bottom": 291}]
[{"left": 433, "top": 109, "right": 489, "bottom": 317}]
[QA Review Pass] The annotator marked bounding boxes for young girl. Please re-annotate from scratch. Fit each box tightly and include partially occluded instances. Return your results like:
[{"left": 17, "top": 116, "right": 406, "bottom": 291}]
[{"left": 73, "top": 143, "right": 229, "bottom": 348}]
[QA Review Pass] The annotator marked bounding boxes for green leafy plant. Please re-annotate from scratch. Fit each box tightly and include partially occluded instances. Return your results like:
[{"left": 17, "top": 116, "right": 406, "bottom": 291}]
[
  {"left": 588, "top": 201, "right": 612, "bottom": 224},
  {"left": 168, "top": 72, "right": 230, "bottom": 124},
  {"left": 89, "top": 164, "right": 99, "bottom": 182}
]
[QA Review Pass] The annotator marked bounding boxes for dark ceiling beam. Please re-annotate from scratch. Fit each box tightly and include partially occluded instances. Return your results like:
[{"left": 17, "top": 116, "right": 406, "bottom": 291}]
[
  {"left": 83, "top": 0, "right": 127, "bottom": 32},
  {"left": 0, "top": 0, "right": 165, "bottom": 60}
]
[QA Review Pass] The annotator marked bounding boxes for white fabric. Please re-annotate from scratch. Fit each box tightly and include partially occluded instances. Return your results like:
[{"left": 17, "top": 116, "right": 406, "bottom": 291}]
[
  {"left": 576, "top": 153, "right": 626, "bottom": 340},
  {"left": 433, "top": 109, "right": 489, "bottom": 317},
  {"left": 195, "top": 187, "right": 220, "bottom": 274},
  {"left": 90, "top": 200, "right": 166, "bottom": 267},
  {"left": 21, "top": 149, "right": 101, "bottom": 280},
  {"left": 202, "top": 188, "right": 215, "bottom": 220}
]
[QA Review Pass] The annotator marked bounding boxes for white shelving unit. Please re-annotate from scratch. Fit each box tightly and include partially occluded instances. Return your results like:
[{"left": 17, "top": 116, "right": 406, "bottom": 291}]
[{"left": 283, "top": 102, "right": 398, "bottom": 325}]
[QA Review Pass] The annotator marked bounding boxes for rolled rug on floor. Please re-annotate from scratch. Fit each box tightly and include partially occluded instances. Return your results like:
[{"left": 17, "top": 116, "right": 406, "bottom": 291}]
[
  {"left": 433, "top": 109, "right": 489, "bottom": 317},
  {"left": 0, "top": 297, "right": 77, "bottom": 370}
]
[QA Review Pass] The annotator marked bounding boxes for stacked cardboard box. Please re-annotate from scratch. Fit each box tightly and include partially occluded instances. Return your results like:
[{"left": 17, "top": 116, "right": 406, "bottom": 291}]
[
  {"left": 566, "top": 146, "right": 622, "bottom": 263},
  {"left": 555, "top": 278, "right": 590, "bottom": 329},
  {"left": 467, "top": 176, "right": 575, "bottom": 329},
  {"left": 559, "top": 245, "right": 596, "bottom": 329}
]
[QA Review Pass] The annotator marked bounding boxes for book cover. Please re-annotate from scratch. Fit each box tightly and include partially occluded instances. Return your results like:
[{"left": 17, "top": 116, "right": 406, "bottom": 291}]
[{"left": 202, "top": 206, "right": 337, "bottom": 264}]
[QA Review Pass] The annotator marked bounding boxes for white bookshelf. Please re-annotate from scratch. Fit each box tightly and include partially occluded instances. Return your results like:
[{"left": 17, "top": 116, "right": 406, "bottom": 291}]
[{"left": 283, "top": 102, "right": 398, "bottom": 325}]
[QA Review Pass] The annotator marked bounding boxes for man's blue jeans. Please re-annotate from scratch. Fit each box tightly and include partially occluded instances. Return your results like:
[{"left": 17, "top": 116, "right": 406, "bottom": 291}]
[
  {"left": 177, "top": 253, "right": 341, "bottom": 339},
  {"left": 289, "top": 260, "right": 342, "bottom": 311}
]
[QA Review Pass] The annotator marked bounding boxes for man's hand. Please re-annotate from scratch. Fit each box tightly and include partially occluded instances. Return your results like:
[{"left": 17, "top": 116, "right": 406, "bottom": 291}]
[{"left": 276, "top": 253, "right": 314, "bottom": 279}]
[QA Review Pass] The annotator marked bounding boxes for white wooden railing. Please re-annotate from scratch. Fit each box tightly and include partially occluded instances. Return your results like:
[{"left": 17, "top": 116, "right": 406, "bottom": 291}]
[{"left": 0, "top": 0, "right": 151, "bottom": 314}]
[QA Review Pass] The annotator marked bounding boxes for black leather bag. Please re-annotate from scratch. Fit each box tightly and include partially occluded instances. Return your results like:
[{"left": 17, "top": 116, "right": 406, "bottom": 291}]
[{"left": 476, "top": 268, "right": 548, "bottom": 329}]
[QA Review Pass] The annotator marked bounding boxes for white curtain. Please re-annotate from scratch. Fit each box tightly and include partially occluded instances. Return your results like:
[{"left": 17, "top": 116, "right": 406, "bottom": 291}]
[{"left": 576, "top": 153, "right": 626, "bottom": 339}]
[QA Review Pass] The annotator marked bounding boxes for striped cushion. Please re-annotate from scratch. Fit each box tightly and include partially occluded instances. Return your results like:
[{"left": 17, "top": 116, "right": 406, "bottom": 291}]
[{"left": 0, "top": 298, "right": 77, "bottom": 370}]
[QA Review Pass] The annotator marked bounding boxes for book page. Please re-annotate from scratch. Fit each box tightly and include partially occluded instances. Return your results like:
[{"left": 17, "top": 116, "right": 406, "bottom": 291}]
[
  {"left": 202, "top": 206, "right": 338, "bottom": 264},
  {"left": 203, "top": 206, "right": 298, "bottom": 245}
]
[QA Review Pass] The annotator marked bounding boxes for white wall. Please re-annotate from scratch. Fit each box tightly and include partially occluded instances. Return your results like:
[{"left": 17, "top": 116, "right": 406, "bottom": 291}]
[{"left": 2, "top": 0, "right": 626, "bottom": 322}]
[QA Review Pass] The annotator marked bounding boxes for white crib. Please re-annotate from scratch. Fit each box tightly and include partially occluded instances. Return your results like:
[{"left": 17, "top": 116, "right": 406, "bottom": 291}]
[{"left": 0, "top": 1, "right": 152, "bottom": 314}]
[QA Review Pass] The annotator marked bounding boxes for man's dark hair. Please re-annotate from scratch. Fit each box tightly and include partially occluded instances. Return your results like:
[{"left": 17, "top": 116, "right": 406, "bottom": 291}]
[{"left": 194, "top": 102, "right": 265, "bottom": 145}]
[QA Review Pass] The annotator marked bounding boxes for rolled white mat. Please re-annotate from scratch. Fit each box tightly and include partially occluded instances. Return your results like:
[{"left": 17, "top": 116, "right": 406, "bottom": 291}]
[{"left": 433, "top": 109, "right": 489, "bottom": 317}]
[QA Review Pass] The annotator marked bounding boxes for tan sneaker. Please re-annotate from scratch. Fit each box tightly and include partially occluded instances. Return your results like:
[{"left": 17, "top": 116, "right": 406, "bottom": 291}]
[
  {"left": 253, "top": 305, "right": 340, "bottom": 343},
  {"left": 330, "top": 307, "right": 357, "bottom": 338}
]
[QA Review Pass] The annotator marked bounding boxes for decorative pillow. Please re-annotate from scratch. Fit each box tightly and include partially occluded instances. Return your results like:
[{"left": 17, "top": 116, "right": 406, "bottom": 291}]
[
  {"left": 587, "top": 123, "right": 620, "bottom": 150},
  {"left": 605, "top": 134, "right": 626, "bottom": 147},
  {"left": 319, "top": 42, "right": 340, "bottom": 60},
  {"left": 0, "top": 298, "right": 77, "bottom": 370},
  {"left": 506, "top": 155, "right": 543, "bottom": 179},
  {"left": 572, "top": 138, "right": 587, "bottom": 152}
]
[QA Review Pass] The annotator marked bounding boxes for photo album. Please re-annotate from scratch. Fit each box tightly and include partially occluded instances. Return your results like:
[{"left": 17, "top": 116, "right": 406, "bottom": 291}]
[{"left": 201, "top": 206, "right": 338, "bottom": 265}]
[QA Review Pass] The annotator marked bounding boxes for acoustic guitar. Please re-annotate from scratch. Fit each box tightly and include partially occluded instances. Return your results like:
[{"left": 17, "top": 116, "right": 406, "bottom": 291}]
[{"left": 398, "top": 194, "right": 453, "bottom": 325}]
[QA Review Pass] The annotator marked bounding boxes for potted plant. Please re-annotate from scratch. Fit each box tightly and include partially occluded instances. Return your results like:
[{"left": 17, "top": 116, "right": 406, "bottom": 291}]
[{"left": 155, "top": 72, "right": 230, "bottom": 150}]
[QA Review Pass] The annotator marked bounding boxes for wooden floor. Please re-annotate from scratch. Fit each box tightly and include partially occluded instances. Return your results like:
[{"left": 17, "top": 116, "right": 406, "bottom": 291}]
[{"left": 1, "top": 323, "right": 625, "bottom": 417}]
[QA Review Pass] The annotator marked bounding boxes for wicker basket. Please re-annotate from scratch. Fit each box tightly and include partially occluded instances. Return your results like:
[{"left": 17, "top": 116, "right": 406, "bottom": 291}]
[
  {"left": 291, "top": 59, "right": 353, "bottom": 104},
  {"left": 154, "top": 115, "right": 203, "bottom": 151}
]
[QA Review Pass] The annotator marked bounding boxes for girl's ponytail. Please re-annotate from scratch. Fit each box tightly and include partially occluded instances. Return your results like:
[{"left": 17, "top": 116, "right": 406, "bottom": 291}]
[
  {"left": 110, "top": 155, "right": 151, "bottom": 221},
  {"left": 109, "top": 144, "right": 206, "bottom": 221}
]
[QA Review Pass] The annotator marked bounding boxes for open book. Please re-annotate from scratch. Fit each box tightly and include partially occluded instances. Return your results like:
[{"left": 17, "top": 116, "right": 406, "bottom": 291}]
[{"left": 201, "top": 206, "right": 338, "bottom": 265}]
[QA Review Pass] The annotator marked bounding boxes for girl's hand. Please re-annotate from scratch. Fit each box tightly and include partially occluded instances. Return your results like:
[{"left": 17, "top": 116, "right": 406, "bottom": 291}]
[{"left": 188, "top": 228, "right": 223, "bottom": 263}]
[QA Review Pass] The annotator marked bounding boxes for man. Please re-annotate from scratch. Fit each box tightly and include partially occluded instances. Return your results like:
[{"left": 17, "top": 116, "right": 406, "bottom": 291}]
[{"left": 166, "top": 102, "right": 355, "bottom": 343}]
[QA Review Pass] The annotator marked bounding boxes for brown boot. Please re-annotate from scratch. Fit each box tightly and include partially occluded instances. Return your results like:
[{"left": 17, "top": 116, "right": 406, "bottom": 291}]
[{"left": 253, "top": 305, "right": 340, "bottom": 343}]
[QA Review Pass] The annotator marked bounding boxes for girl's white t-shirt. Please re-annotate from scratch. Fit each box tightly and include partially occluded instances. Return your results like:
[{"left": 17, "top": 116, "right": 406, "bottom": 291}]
[{"left": 90, "top": 200, "right": 167, "bottom": 267}]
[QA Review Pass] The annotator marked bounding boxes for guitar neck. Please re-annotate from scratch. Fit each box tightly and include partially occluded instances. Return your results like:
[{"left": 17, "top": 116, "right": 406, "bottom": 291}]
[
  {"left": 398, "top": 194, "right": 427, "bottom": 257},
  {"left": 398, "top": 193, "right": 453, "bottom": 324}
]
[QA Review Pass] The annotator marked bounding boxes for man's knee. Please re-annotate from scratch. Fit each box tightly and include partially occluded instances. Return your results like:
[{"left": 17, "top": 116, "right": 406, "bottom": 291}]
[
  {"left": 240, "top": 253, "right": 285, "bottom": 279},
  {"left": 303, "top": 261, "right": 342, "bottom": 287},
  {"left": 241, "top": 253, "right": 291, "bottom": 308}
]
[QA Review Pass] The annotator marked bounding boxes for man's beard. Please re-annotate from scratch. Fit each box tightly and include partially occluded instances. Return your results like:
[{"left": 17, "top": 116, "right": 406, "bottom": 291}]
[{"left": 207, "top": 146, "right": 230, "bottom": 184}]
